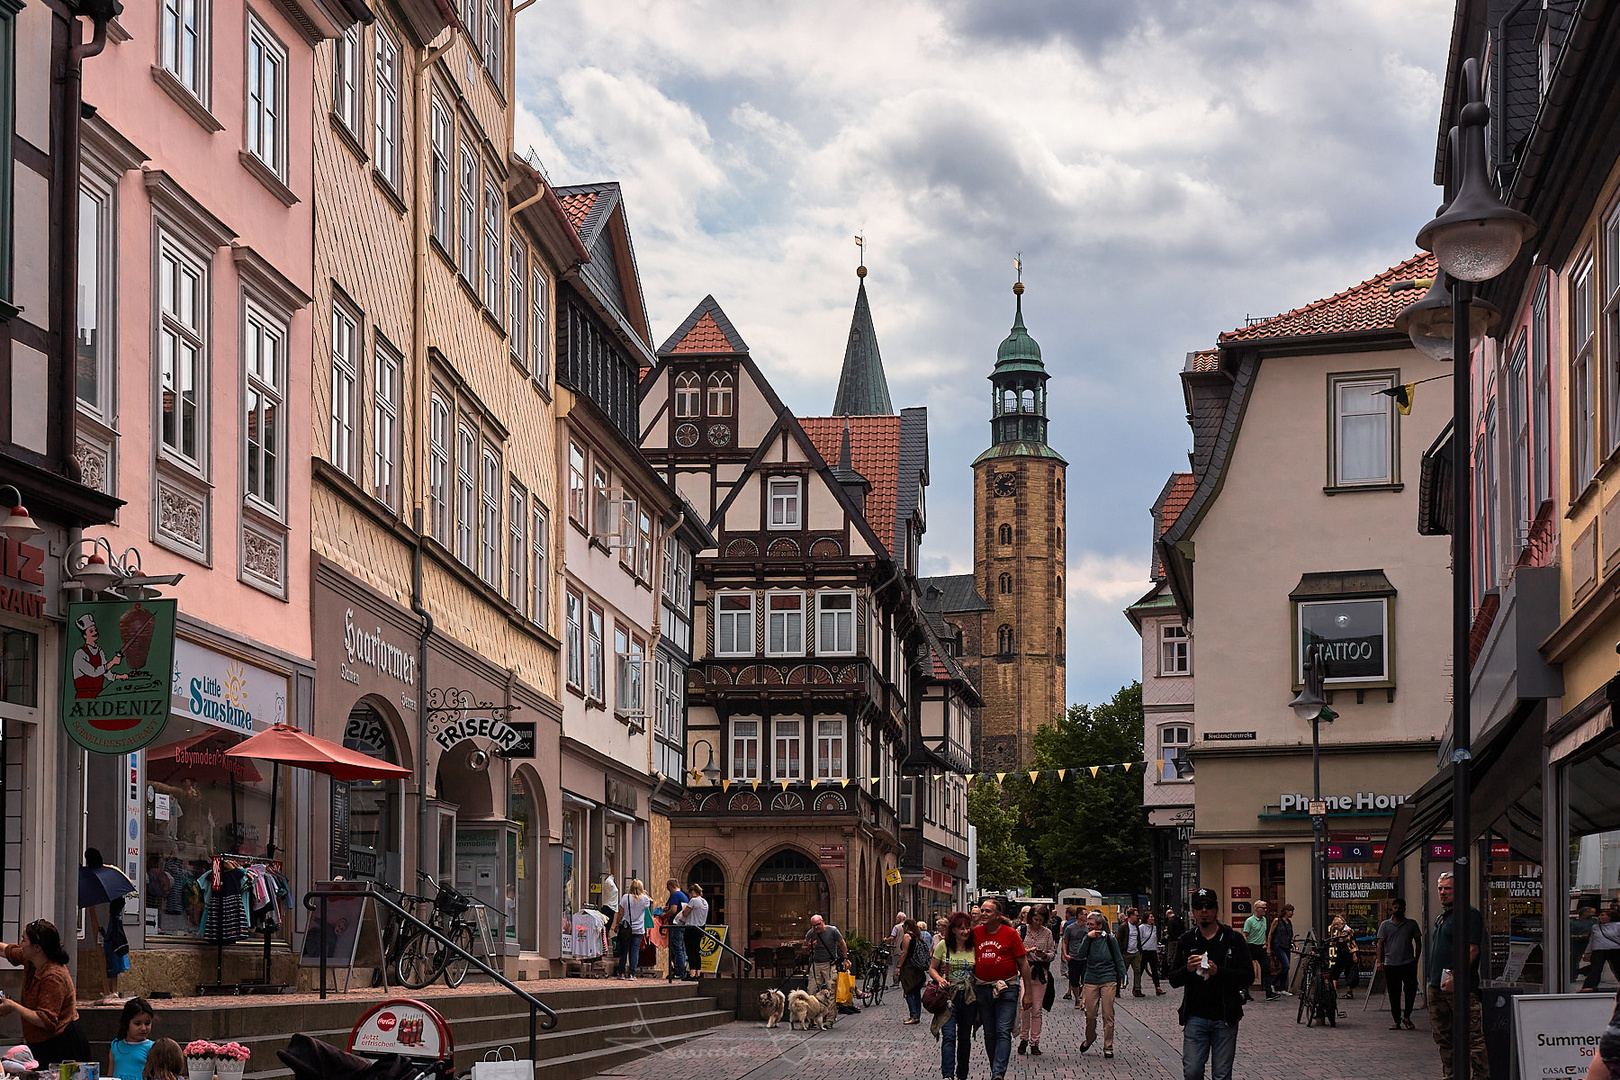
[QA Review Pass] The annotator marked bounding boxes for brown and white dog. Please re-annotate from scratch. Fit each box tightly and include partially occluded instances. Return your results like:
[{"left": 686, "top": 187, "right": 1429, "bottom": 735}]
[
  {"left": 759, "top": 988, "right": 787, "bottom": 1028},
  {"left": 787, "top": 988, "right": 837, "bottom": 1030}
]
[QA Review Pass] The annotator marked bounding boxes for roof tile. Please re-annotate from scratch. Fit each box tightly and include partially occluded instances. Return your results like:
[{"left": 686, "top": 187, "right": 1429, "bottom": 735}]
[
  {"left": 557, "top": 190, "right": 599, "bottom": 231},
  {"left": 1158, "top": 473, "right": 1195, "bottom": 537},
  {"left": 798, "top": 415, "right": 902, "bottom": 557},
  {"left": 669, "top": 313, "right": 737, "bottom": 354},
  {"left": 1218, "top": 253, "right": 1436, "bottom": 343}
]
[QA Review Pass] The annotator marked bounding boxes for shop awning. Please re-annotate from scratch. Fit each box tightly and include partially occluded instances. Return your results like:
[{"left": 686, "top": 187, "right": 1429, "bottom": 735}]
[{"left": 1378, "top": 700, "right": 1539, "bottom": 875}]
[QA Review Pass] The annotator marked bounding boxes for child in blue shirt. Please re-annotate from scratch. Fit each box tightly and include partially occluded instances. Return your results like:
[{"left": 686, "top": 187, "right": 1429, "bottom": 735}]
[{"left": 109, "top": 998, "right": 155, "bottom": 1079}]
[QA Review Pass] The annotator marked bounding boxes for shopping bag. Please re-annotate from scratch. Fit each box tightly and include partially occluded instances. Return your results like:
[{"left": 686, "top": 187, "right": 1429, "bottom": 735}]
[
  {"left": 471, "top": 1047, "right": 533, "bottom": 1080},
  {"left": 835, "top": 970, "right": 857, "bottom": 1005}
]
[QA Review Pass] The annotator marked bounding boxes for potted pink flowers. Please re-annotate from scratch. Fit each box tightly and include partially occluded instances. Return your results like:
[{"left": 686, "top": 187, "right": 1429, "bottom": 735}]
[{"left": 183, "top": 1040, "right": 251, "bottom": 1080}]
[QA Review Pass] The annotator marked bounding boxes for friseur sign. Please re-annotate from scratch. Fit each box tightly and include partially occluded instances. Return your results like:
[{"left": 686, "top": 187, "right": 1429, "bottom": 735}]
[{"left": 60, "top": 599, "right": 177, "bottom": 754}]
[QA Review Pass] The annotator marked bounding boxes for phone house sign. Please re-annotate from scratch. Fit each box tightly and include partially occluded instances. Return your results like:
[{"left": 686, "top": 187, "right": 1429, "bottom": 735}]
[{"left": 1279, "top": 791, "right": 1409, "bottom": 814}]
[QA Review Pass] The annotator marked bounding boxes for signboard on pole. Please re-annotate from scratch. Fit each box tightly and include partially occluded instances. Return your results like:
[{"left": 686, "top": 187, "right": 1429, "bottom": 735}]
[
  {"left": 60, "top": 598, "right": 177, "bottom": 754},
  {"left": 696, "top": 925, "right": 728, "bottom": 973},
  {"left": 1511, "top": 993, "right": 1612, "bottom": 1080}
]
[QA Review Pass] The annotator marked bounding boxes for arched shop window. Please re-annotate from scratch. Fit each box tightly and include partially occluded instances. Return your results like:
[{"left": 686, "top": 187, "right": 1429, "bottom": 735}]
[
  {"left": 335, "top": 701, "right": 402, "bottom": 885},
  {"left": 687, "top": 858, "right": 726, "bottom": 928},
  {"left": 748, "top": 849, "right": 828, "bottom": 949}
]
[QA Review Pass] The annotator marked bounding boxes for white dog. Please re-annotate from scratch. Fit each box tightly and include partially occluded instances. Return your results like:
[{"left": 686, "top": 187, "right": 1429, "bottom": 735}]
[
  {"left": 787, "top": 987, "right": 837, "bottom": 1030},
  {"left": 759, "top": 988, "right": 787, "bottom": 1028}
]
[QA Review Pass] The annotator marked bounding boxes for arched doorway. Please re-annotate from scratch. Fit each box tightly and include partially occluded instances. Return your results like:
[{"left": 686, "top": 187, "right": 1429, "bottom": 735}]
[
  {"left": 336, "top": 700, "right": 403, "bottom": 885},
  {"left": 508, "top": 768, "right": 547, "bottom": 952},
  {"left": 748, "top": 849, "right": 828, "bottom": 949},
  {"left": 686, "top": 858, "right": 726, "bottom": 928}
]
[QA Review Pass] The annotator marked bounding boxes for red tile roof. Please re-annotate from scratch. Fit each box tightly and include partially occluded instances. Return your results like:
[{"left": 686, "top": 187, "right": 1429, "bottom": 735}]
[
  {"left": 1158, "top": 473, "right": 1195, "bottom": 537},
  {"left": 798, "top": 415, "right": 902, "bottom": 556},
  {"left": 1218, "top": 253, "right": 1436, "bottom": 343},
  {"left": 1187, "top": 349, "right": 1220, "bottom": 372},
  {"left": 668, "top": 313, "right": 739, "bottom": 354},
  {"left": 557, "top": 190, "right": 599, "bottom": 231}
]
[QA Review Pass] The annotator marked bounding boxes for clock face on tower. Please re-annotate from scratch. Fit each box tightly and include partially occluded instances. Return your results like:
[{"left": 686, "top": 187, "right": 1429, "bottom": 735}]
[{"left": 991, "top": 472, "right": 1018, "bottom": 497}]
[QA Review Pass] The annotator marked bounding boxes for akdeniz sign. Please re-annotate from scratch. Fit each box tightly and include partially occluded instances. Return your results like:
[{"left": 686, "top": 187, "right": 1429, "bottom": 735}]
[{"left": 60, "top": 599, "right": 178, "bottom": 754}]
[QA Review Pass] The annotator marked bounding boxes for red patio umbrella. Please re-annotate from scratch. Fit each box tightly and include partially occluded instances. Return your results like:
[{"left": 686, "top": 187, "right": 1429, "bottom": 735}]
[{"left": 225, "top": 723, "right": 411, "bottom": 858}]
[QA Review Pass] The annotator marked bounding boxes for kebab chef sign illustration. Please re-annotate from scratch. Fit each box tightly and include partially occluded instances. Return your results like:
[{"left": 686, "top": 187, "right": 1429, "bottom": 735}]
[{"left": 60, "top": 598, "right": 177, "bottom": 754}]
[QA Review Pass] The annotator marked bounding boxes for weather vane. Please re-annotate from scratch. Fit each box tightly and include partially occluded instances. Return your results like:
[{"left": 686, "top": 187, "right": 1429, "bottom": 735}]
[
  {"left": 855, "top": 232, "right": 867, "bottom": 278},
  {"left": 1014, "top": 253, "right": 1023, "bottom": 283}
]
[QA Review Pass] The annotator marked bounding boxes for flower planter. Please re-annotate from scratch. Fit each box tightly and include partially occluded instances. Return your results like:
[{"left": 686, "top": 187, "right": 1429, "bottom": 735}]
[
  {"left": 186, "top": 1062, "right": 215, "bottom": 1080},
  {"left": 216, "top": 1060, "right": 247, "bottom": 1079}
]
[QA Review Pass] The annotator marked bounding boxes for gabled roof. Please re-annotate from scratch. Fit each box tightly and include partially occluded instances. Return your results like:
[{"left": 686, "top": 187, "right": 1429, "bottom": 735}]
[
  {"left": 1217, "top": 253, "right": 1436, "bottom": 344},
  {"left": 1149, "top": 472, "right": 1195, "bottom": 581},
  {"left": 832, "top": 275, "right": 895, "bottom": 416},
  {"left": 921, "top": 574, "right": 991, "bottom": 615},
  {"left": 799, "top": 415, "right": 902, "bottom": 557},
  {"left": 656, "top": 295, "right": 750, "bottom": 356},
  {"left": 552, "top": 182, "right": 652, "bottom": 349}
]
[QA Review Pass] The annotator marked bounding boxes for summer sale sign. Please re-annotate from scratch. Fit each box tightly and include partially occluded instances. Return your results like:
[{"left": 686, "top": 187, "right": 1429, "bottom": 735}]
[{"left": 60, "top": 598, "right": 177, "bottom": 754}]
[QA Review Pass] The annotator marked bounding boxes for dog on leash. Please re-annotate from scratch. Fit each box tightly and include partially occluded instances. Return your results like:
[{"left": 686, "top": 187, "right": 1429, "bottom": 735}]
[
  {"left": 759, "top": 988, "right": 787, "bottom": 1028},
  {"left": 787, "top": 988, "right": 837, "bottom": 1030}
]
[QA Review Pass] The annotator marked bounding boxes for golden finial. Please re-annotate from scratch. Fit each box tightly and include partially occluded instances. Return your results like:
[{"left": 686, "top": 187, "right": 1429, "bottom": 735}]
[
  {"left": 856, "top": 233, "right": 867, "bottom": 278},
  {"left": 1013, "top": 254, "right": 1025, "bottom": 296}
]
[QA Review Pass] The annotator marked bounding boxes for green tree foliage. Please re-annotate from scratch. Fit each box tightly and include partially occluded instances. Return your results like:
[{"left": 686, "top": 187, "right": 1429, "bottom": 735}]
[
  {"left": 966, "top": 779, "right": 1029, "bottom": 891},
  {"left": 1014, "top": 682, "right": 1149, "bottom": 896}
]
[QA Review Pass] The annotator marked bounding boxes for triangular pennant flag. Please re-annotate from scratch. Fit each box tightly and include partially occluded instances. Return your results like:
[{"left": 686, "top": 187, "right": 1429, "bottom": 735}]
[
  {"left": 781, "top": 779, "right": 790, "bottom": 791},
  {"left": 871, "top": 776, "right": 881, "bottom": 786},
  {"left": 751, "top": 779, "right": 761, "bottom": 791},
  {"left": 1123, "top": 762, "right": 1132, "bottom": 773},
  {"left": 1156, "top": 759, "right": 1165, "bottom": 774},
  {"left": 996, "top": 772, "right": 1007, "bottom": 783},
  {"left": 1028, "top": 770, "right": 1039, "bottom": 784},
  {"left": 810, "top": 777, "right": 819, "bottom": 788},
  {"left": 840, "top": 778, "right": 851, "bottom": 788},
  {"left": 1089, "top": 766, "right": 1100, "bottom": 778},
  {"left": 722, "top": 779, "right": 731, "bottom": 792},
  {"left": 1105, "top": 764, "right": 1117, "bottom": 772},
  {"left": 964, "top": 773, "right": 975, "bottom": 784},
  {"left": 1057, "top": 769, "right": 1066, "bottom": 781}
]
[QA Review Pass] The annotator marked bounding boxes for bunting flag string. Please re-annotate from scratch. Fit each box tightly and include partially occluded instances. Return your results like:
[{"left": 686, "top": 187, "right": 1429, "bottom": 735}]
[{"left": 686, "top": 760, "right": 1156, "bottom": 788}]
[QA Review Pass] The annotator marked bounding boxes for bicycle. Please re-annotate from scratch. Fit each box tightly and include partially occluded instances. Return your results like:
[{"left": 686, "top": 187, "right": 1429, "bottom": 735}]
[
  {"left": 858, "top": 945, "right": 891, "bottom": 1006},
  {"left": 370, "top": 881, "right": 434, "bottom": 987},
  {"left": 395, "top": 870, "right": 481, "bottom": 990},
  {"left": 1292, "top": 940, "right": 1337, "bottom": 1027}
]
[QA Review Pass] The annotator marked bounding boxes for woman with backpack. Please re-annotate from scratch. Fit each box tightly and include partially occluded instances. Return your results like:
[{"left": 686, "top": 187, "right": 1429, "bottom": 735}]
[
  {"left": 899, "top": 917, "right": 930, "bottom": 1023},
  {"left": 1017, "top": 906, "right": 1055, "bottom": 1056}
]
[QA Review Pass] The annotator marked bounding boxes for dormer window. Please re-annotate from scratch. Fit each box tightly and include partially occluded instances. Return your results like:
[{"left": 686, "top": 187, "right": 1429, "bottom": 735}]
[
  {"left": 675, "top": 372, "right": 700, "bottom": 418},
  {"left": 768, "top": 477, "right": 801, "bottom": 529},
  {"left": 707, "top": 371, "right": 733, "bottom": 417}
]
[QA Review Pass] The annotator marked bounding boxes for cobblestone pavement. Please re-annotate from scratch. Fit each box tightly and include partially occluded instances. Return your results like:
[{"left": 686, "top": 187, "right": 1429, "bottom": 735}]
[{"left": 601, "top": 981, "right": 1441, "bottom": 1080}]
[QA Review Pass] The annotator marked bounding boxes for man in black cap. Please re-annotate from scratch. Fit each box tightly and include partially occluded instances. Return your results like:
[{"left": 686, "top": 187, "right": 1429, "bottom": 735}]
[{"left": 1167, "top": 888, "right": 1252, "bottom": 1080}]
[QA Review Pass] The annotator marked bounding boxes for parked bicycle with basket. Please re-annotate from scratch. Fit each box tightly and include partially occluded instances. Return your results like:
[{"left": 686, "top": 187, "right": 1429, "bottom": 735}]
[{"left": 395, "top": 870, "right": 487, "bottom": 990}]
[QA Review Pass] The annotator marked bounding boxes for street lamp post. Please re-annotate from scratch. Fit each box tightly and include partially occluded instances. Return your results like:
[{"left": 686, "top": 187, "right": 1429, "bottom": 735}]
[
  {"left": 1399, "top": 56, "right": 1536, "bottom": 1080},
  {"left": 1289, "top": 646, "right": 1336, "bottom": 949}
]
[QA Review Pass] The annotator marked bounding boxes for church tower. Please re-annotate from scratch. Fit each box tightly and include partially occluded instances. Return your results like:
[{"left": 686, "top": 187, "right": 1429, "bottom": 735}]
[{"left": 972, "top": 275, "right": 1067, "bottom": 769}]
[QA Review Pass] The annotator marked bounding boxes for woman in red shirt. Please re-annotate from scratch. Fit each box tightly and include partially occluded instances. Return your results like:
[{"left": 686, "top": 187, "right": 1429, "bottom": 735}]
[
  {"left": 973, "top": 899, "right": 1033, "bottom": 1080},
  {"left": 0, "top": 920, "right": 90, "bottom": 1065}
]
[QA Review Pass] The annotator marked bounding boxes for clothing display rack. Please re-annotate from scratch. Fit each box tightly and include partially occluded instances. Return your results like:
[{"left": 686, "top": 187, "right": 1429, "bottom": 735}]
[{"left": 197, "top": 852, "right": 288, "bottom": 995}]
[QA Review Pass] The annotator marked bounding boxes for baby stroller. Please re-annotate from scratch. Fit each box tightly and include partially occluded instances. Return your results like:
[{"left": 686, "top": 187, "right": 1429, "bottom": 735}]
[{"left": 277, "top": 1034, "right": 462, "bottom": 1080}]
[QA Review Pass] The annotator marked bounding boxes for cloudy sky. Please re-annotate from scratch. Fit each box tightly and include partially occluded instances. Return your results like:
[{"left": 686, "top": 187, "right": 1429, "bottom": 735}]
[{"left": 514, "top": 0, "right": 1455, "bottom": 708}]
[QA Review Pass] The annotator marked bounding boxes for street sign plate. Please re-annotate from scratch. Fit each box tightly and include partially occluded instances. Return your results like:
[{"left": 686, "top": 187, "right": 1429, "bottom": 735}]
[{"left": 1307, "top": 799, "right": 1329, "bottom": 816}]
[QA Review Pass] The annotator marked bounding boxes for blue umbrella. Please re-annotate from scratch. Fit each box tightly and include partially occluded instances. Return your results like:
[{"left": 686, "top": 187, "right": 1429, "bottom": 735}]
[{"left": 79, "top": 864, "right": 137, "bottom": 908}]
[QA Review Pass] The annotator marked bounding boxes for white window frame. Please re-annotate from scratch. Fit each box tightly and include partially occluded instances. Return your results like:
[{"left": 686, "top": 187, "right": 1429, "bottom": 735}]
[
  {"left": 715, "top": 592, "right": 755, "bottom": 657},
  {"left": 766, "top": 591, "right": 805, "bottom": 657},
  {"left": 767, "top": 477, "right": 801, "bottom": 530},
  {"left": 1296, "top": 596, "right": 1392, "bottom": 687},
  {"left": 480, "top": 444, "right": 501, "bottom": 585},
  {"left": 329, "top": 302, "right": 358, "bottom": 476},
  {"left": 531, "top": 266, "right": 549, "bottom": 387},
  {"left": 429, "top": 98, "right": 452, "bottom": 248},
  {"left": 674, "top": 372, "right": 700, "bottom": 418},
  {"left": 565, "top": 587, "right": 583, "bottom": 690},
  {"left": 483, "top": 0, "right": 502, "bottom": 83},
  {"left": 157, "top": 237, "right": 209, "bottom": 470},
  {"left": 730, "top": 719, "right": 760, "bottom": 781},
  {"left": 372, "top": 23, "right": 401, "bottom": 189},
  {"left": 815, "top": 591, "right": 855, "bottom": 656},
  {"left": 530, "top": 504, "right": 549, "bottom": 627},
  {"left": 332, "top": 23, "right": 361, "bottom": 136},
  {"left": 587, "top": 605, "right": 604, "bottom": 702},
  {"left": 455, "top": 421, "right": 476, "bottom": 565},
  {"left": 1159, "top": 622, "right": 1189, "bottom": 676},
  {"left": 1160, "top": 724, "right": 1192, "bottom": 782},
  {"left": 1574, "top": 257, "right": 1597, "bottom": 488},
  {"left": 707, "top": 371, "right": 733, "bottom": 417},
  {"left": 428, "top": 392, "right": 450, "bottom": 544},
  {"left": 1330, "top": 372, "right": 1396, "bottom": 487},
  {"left": 76, "top": 181, "right": 116, "bottom": 424},
  {"left": 242, "top": 300, "right": 285, "bottom": 515},
  {"left": 160, "top": 0, "right": 208, "bottom": 102},
  {"left": 508, "top": 482, "right": 526, "bottom": 609},
  {"left": 508, "top": 239, "right": 526, "bottom": 366},
  {"left": 636, "top": 508, "right": 653, "bottom": 580},
  {"left": 483, "top": 179, "right": 502, "bottom": 315},
  {"left": 458, "top": 145, "right": 478, "bottom": 281},
  {"left": 1604, "top": 207, "right": 1620, "bottom": 457},
  {"left": 774, "top": 718, "right": 802, "bottom": 781},
  {"left": 568, "top": 442, "right": 587, "bottom": 523},
  {"left": 245, "top": 14, "right": 287, "bottom": 179},
  {"left": 815, "top": 718, "right": 845, "bottom": 780},
  {"left": 372, "top": 340, "right": 399, "bottom": 509}
]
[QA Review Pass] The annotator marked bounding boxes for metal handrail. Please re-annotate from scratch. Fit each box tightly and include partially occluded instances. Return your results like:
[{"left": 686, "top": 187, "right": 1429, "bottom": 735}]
[
  {"left": 688, "top": 925, "right": 752, "bottom": 1020},
  {"left": 304, "top": 884, "right": 559, "bottom": 1062}
]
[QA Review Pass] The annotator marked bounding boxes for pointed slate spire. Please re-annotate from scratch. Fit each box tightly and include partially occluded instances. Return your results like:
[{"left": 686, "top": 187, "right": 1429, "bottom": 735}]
[{"left": 833, "top": 264, "right": 895, "bottom": 416}]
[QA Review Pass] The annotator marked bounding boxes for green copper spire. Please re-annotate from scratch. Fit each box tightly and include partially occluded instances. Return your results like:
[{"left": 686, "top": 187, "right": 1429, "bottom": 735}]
[
  {"left": 973, "top": 272, "right": 1067, "bottom": 466},
  {"left": 833, "top": 263, "right": 895, "bottom": 416}
]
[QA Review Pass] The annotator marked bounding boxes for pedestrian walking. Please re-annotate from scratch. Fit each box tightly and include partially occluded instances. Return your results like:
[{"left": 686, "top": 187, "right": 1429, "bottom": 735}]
[
  {"left": 1142, "top": 913, "right": 1165, "bottom": 994},
  {"left": 1076, "top": 911, "right": 1125, "bottom": 1058},
  {"left": 1583, "top": 908, "right": 1620, "bottom": 992},
  {"left": 611, "top": 879, "right": 651, "bottom": 979},
  {"left": 1375, "top": 898, "right": 1422, "bottom": 1029},
  {"left": 972, "top": 897, "right": 1033, "bottom": 1080},
  {"left": 1060, "top": 905, "right": 1088, "bottom": 1005},
  {"left": 899, "top": 917, "right": 931, "bottom": 1024},
  {"left": 1426, "top": 872, "right": 1488, "bottom": 1080},
  {"left": 804, "top": 914, "right": 849, "bottom": 996},
  {"left": 1017, "top": 906, "right": 1054, "bottom": 1056},
  {"left": 662, "top": 878, "right": 689, "bottom": 981},
  {"left": 1267, "top": 904, "right": 1295, "bottom": 996},
  {"left": 1167, "top": 888, "right": 1252, "bottom": 1080},
  {"left": 1241, "top": 901, "right": 1269, "bottom": 1000},
  {"left": 682, "top": 883, "right": 709, "bottom": 981},
  {"left": 1328, "top": 915, "right": 1360, "bottom": 998},
  {"left": 1118, "top": 908, "right": 1149, "bottom": 996},
  {"left": 930, "top": 912, "right": 978, "bottom": 1080},
  {"left": 891, "top": 911, "right": 908, "bottom": 987}
]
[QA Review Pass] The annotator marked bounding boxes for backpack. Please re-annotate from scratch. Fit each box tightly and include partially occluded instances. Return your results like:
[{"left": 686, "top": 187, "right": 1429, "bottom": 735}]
[{"left": 909, "top": 934, "right": 931, "bottom": 971}]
